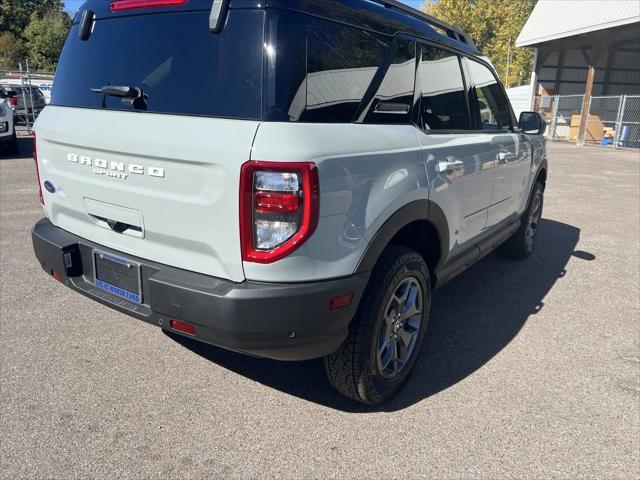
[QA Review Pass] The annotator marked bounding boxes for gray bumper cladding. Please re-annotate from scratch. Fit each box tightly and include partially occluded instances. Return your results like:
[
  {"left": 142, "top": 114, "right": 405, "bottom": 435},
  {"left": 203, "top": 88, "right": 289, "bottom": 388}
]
[{"left": 31, "top": 218, "right": 369, "bottom": 361}]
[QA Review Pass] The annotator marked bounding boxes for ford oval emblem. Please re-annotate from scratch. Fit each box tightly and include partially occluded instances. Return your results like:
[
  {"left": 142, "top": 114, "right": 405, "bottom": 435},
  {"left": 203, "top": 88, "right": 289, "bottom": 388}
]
[{"left": 44, "top": 181, "right": 56, "bottom": 193}]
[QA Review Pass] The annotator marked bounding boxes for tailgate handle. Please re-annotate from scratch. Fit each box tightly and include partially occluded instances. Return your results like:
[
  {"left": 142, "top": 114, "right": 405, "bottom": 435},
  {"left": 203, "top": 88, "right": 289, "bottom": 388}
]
[
  {"left": 90, "top": 215, "right": 142, "bottom": 234},
  {"left": 84, "top": 198, "right": 144, "bottom": 238}
]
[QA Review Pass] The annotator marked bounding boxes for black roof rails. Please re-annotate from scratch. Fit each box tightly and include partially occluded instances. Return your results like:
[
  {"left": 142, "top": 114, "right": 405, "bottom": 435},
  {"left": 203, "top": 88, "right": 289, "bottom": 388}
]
[{"left": 377, "top": 0, "right": 477, "bottom": 50}]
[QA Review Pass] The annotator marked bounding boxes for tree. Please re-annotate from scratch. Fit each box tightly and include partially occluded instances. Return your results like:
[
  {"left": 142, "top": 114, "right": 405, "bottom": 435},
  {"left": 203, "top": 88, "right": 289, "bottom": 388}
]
[
  {"left": 423, "top": 0, "right": 537, "bottom": 87},
  {"left": 0, "top": 0, "right": 65, "bottom": 38},
  {"left": 0, "top": 32, "right": 27, "bottom": 69},
  {"left": 24, "top": 9, "right": 71, "bottom": 71}
]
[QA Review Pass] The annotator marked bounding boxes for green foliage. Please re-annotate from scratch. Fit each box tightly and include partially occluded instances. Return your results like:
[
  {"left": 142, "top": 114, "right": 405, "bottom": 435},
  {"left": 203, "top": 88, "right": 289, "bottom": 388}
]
[
  {"left": 0, "top": 32, "right": 27, "bottom": 69},
  {"left": 0, "top": 0, "right": 69, "bottom": 71},
  {"left": 24, "top": 10, "right": 71, "bottom": 71},
  {"left": 0, "top": 0, "right": 65, "bottom": 37},
  {"left": 423, "top": 0, "right": 537, "bottom": 87}
]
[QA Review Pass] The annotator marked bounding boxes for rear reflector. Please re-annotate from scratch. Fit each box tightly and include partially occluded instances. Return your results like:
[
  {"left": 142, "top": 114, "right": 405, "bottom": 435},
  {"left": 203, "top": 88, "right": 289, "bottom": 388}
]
[
  {"left": 52, "top": 271, "right": 64, "bottom": 282},
  {"left": 110, "top": 0, "right": 187, "bottom": 12},
  {"left": 170, "top": 319, "right": 196, "bottom": 335},
  {"left": 329, "top": 294, "right": 353, "bottom": 310}
]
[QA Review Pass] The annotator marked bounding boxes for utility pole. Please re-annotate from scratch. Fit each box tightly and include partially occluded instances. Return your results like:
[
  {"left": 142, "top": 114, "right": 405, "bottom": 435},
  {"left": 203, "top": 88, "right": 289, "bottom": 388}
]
[{"left": 505, "top": 38, "right": 512, "bottom": 88}]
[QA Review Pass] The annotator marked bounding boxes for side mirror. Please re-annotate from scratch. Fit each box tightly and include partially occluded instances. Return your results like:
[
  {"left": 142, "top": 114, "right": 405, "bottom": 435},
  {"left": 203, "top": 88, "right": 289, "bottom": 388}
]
[{"left": 519, "top": 111, "right": 546, "bottom": 135}]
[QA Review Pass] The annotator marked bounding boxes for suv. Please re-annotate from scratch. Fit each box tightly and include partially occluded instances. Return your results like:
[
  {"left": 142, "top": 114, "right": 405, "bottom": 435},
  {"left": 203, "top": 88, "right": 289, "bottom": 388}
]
[
  {"left": 5, "top": 84, "right": 47, "bottom": 119},
  {"left": 31, "top": 0, "right": 547, "bottom": 404}
]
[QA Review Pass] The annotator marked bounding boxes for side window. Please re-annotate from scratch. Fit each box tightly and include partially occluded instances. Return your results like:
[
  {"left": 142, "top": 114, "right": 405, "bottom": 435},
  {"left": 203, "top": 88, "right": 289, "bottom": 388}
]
[
  {"left": 363, "top": 38, "right": 416, "bottom": 125},
  {"left": 416, "top": 44, "right": 470, "bottom": 131},
  {"left": 466, "top": 59, "right": 512, "bottom": 131},
  {"left": 301, "top": 18, "right": 390, "bottom": 123}
]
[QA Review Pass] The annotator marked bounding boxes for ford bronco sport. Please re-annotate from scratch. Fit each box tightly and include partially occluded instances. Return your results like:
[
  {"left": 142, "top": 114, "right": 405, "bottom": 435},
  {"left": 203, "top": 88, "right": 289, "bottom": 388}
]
[{"left": 31, "top": 0, "right": 547, "bottom": 404}]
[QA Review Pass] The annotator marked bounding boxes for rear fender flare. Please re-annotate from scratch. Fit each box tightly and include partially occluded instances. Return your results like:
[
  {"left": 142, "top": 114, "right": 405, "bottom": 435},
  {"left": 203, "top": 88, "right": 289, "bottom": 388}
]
[{"left": 355, "top": 200, "right": 449, "bottom": 273}]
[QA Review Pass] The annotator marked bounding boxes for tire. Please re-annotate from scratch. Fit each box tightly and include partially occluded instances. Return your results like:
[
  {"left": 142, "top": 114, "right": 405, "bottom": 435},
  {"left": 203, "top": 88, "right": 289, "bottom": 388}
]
[
  {"left": 500, "top": 181, "right": 544, "bottom": 260},
  {"left": 324, "top": 245, "right": 431, "bottom": 405}
]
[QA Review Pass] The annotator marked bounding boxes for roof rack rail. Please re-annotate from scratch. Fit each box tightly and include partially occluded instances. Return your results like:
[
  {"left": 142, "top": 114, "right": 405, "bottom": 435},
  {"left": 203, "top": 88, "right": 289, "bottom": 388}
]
[{"left": 377, "top": 0, "right": 477, "bottom": 50}]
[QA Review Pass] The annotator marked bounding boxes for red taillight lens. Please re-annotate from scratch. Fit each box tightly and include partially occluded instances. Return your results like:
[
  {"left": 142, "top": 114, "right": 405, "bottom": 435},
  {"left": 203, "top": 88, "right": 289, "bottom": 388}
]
[
  {"left": 170, "top": 319, "right": 196, "bottom": 335},
  {"left": 110, "top": 0, "right": 187, "bottom": 12},
  {"left": 33, "top": 133, "right": 44, "bottom": 205},
  {"left": 254, "top": 191, "right": 300, "bottom": 214},
  {"left": 9, "top": 97, "right": 17, "bottom": 107},
  {"left": 240, "top": 161, "right": 319, "bottom": 264}
]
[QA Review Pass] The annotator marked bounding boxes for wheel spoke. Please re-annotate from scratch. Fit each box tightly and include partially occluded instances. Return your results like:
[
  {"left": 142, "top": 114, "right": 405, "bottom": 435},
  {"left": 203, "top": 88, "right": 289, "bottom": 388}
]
[
  {"left": 397, "top": 327, "right": 417, "bottom": 347},
  {"left": 391, "top": 340, "right": 399, "bottom": 373},
  {"left": 378, "top": 340, "right": 393, "bottom": 370}
]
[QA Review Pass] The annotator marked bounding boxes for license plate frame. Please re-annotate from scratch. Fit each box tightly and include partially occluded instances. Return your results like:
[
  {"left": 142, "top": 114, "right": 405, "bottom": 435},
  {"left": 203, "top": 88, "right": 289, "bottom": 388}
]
[{"left": 93, "top": 250, "right": 142, "bottom": 304}]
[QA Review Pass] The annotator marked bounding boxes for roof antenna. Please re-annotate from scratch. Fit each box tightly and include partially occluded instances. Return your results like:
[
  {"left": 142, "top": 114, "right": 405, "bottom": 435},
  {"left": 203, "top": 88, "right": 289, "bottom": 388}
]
[{"left": 209, "top": 0, "right": 230, "bottom": 33}]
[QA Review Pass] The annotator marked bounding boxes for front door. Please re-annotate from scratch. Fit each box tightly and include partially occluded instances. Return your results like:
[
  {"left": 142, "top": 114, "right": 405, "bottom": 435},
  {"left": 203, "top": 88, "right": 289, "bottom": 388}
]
[{"left": 465, "top": 58, "right": 530, "bottom": 227}]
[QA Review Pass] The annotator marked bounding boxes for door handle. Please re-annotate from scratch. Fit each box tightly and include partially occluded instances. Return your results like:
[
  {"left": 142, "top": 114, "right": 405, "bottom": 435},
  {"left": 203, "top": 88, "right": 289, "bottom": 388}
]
[
  {"left": 436, "top": 160, "right": 464, "bottom": 173},
  {"left": 497, "top": 152, "right": 516, "bottom": 163}
]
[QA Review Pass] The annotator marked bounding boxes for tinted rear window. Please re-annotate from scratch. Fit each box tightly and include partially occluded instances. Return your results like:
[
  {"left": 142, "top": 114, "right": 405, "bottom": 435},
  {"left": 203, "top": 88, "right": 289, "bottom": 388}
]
[{"left": 52, "top": 10, "right": 264, "bottom": 120}]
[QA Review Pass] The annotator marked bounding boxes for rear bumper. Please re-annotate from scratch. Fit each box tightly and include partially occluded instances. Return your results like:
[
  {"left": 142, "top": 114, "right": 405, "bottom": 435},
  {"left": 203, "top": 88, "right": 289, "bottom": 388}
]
[
  {"left": 32, "top": 218, "right": 368, "bottom": 360},
  {"left": 0, "top": 123, "right": 14, "bottom": 141}
]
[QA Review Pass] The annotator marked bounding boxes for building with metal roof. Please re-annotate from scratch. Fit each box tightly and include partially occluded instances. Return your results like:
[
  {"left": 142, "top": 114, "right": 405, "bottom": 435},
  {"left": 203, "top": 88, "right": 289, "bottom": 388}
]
[{"left": 517, "top": 0, "right": 640, "bottom": 98}]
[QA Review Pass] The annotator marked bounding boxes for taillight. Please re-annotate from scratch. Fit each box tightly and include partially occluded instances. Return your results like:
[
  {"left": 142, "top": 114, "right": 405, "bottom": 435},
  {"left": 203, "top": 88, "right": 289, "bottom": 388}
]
[
  {"left": 9, "top": 97, "right": 17, "bottom": 107},
  {"left": 110, "top": 0, "right": 187, "bottom": 12},
  {"left": 240, "top": 161, "right": 319, "bottom": 264},
  {"left": 33, "top": 133, "right": 44, "bottom": 205}
]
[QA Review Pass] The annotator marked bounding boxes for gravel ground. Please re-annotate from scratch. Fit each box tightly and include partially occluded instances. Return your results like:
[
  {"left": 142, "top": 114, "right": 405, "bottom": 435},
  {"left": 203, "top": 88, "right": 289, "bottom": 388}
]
[{"left": 1, "top": 139, "right": 639, "bottom": 479}]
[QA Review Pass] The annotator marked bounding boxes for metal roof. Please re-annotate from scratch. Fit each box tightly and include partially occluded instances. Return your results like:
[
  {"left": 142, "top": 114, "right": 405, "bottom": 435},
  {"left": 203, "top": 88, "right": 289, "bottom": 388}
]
[{"left": 516, "top": 0, "right": 640, "bottom": 47}]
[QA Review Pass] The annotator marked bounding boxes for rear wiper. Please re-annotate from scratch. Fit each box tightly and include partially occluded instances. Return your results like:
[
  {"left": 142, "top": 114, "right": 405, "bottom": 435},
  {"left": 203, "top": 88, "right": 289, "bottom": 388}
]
[{"left": 90, "top": 85, "right": 148, "bottom": 111}]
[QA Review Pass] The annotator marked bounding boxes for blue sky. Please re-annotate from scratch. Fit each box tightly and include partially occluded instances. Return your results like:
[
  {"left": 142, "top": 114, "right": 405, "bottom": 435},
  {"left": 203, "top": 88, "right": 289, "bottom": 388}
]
[{"left": 64, "top": 0, "right": 426, "bottom": 14}]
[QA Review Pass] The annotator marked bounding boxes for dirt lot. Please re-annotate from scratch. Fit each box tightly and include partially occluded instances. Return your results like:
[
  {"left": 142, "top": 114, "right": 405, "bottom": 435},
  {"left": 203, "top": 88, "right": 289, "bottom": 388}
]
[{"left": 1, "top": 140, "right": 639, "bottom": 479}]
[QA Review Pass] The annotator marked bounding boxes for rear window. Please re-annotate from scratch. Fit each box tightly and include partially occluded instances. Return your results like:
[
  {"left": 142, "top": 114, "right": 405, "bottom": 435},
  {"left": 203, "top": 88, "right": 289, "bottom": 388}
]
[{"left": 52, "top": 9, "right": 264, "bottom": 120}]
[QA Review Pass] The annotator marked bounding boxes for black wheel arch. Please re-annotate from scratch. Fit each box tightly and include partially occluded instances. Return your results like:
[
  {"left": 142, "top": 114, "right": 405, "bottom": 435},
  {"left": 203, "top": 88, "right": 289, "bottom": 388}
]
[{"left": 355, "top": 200, "right": 449, "bottom": 280}]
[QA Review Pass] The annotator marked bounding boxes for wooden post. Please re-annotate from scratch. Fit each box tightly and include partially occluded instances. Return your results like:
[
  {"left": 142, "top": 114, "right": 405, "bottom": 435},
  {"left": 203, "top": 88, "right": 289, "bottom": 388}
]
[{"left": 577, "top": 65, "right": 595, "bottom": 146}]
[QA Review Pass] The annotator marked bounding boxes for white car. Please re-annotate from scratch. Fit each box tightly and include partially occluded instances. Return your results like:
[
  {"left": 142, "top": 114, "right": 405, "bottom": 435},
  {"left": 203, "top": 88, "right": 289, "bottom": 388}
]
[{"left": 0, "top": 98, "right": 16, "bottom": 154}]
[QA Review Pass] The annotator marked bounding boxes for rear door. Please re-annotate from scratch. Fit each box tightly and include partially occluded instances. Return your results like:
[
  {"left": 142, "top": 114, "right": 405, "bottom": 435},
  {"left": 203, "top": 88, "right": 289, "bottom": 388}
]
[
  {"left": 413, "top": 43, "right": 495, "bottom": 258},
  {"left": 465, "top": 58, "right": 530, "bottom": 228},
  {"left": 35, "top": 1, "right": 265, "bottom": 282}
]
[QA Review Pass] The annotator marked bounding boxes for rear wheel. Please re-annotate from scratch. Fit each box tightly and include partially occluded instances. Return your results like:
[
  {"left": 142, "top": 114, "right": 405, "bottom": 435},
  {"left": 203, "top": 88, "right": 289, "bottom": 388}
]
[
  {"left": 324, "top": 246, "right": 431, "bottom": 405},
  {"left": 500, "top": 181, "right": 544, "bottom": 259}
]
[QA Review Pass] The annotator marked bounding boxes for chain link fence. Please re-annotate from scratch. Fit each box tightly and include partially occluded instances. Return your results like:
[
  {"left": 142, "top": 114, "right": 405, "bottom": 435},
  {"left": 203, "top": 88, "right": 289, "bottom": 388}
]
[
  {"left": 536, "top": 94, "right": 640, "bottom": 149},
  {"left": 1, "top": 61, "right": 54, "bottom": 136}
]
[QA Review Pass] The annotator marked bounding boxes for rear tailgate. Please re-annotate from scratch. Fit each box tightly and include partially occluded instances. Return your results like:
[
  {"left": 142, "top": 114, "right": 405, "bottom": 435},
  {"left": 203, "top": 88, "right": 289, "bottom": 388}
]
[
  {"left": 35, "top": 1, "right": 266, "bottom": 282},
  {"left": 36, "top": 107, "right": 258, "bottom": 282}
]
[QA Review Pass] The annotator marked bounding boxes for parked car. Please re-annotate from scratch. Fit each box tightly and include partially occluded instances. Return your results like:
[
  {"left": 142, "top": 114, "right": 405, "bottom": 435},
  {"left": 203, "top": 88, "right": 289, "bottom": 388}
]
[
  {"left": 0, "top": 84, "right": 18, "bottom": 112},
  {"left": 0, "top": 97, "right": 16, "bottom": 154},
  {"left": 31, "top": 0, "right": 547, "bottom": 404},
  {"left": 7, "top": 84, "right": 47, "bottom": 119}
]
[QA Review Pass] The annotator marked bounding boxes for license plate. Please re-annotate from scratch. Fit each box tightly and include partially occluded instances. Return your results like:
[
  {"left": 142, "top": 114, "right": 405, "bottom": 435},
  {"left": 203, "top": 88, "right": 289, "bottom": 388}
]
[{"left": 93, "top": 251, "right": 142, "bottom": 303}]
